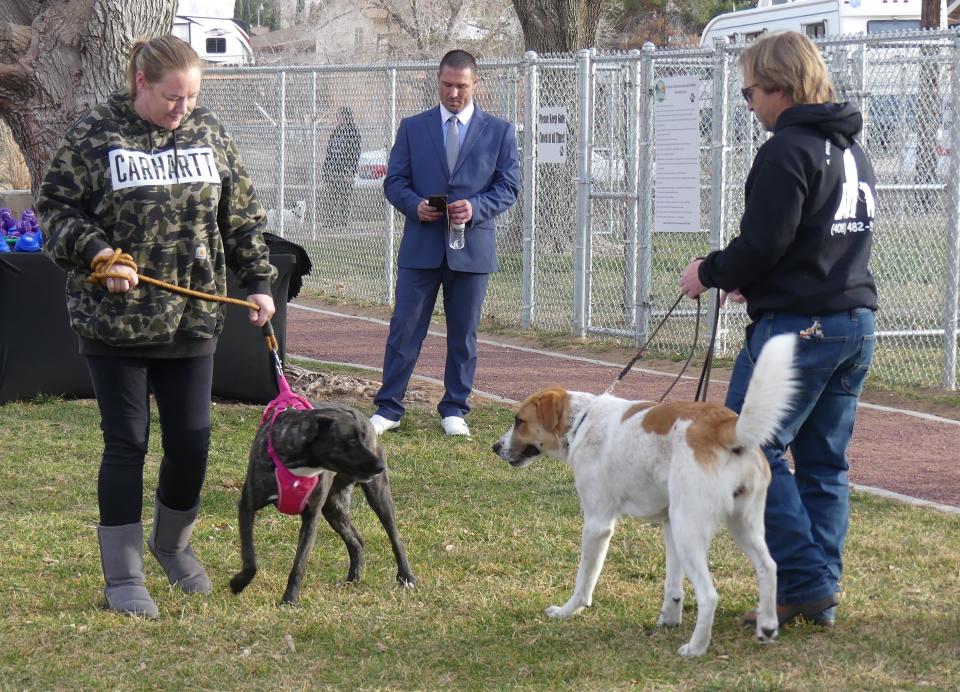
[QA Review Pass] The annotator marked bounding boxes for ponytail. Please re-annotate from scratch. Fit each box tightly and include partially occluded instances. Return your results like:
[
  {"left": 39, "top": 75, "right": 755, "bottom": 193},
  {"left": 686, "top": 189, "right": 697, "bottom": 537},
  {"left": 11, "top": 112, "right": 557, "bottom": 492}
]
[{"left": 127, "top": 35, "right": 202, "bottom": 98}]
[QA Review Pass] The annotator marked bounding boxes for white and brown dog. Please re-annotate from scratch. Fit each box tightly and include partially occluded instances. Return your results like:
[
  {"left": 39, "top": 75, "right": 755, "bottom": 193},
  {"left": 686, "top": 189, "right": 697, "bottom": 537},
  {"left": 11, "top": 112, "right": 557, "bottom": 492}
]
[{"left": 492, "top": 334, "right": 797, "bottom": 656}]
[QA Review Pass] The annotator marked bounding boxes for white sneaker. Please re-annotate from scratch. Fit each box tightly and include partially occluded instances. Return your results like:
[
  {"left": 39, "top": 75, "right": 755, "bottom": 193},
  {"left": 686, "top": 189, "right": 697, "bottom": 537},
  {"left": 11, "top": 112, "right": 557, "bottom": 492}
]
[
  {"left": 370, "top": 414, "right": 400, "bottom": 435},
  {"left": 441, "top": 416, "right": 470, "bottom": 436}
]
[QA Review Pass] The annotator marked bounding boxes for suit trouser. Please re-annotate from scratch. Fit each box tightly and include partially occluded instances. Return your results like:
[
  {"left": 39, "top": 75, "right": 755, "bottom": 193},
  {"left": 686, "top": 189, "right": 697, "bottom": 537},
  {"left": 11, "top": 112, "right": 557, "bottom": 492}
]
[
  {"left": 374, "top": 261, "right": 489, "bottom": 421},
  {"left": 86, "top": 354, "right": 213, "bottom": 526}
]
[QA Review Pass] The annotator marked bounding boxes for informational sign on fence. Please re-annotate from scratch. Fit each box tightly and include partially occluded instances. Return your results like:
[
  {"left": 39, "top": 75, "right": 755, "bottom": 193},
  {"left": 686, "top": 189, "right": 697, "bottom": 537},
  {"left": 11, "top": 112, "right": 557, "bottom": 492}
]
[
  {"left": 653, "top": 76, "right": 701, "bottom": 232},
  {"left": 537, "top": 106, "right": 568, "bottom": 163}
]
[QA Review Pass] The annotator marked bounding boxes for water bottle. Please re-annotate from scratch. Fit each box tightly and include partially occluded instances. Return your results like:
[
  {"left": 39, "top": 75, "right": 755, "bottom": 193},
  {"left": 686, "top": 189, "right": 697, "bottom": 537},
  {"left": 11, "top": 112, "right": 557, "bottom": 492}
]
[{"left": 448, "top": 221, "right": 466, "bottom": 250}]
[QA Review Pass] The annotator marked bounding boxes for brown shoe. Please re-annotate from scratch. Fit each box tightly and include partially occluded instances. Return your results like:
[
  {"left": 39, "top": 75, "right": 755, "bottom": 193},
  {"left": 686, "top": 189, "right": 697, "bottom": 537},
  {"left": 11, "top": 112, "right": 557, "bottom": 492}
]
[{"left": 742, "top": 594, "right": 839, "bottom": 628}]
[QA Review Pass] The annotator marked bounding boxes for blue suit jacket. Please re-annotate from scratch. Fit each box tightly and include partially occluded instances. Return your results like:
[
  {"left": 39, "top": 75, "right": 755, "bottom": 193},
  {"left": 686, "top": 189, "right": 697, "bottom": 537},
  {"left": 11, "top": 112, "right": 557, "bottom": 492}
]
[{"left": 384, "top": 105, "right": 521, "bottom": 273}]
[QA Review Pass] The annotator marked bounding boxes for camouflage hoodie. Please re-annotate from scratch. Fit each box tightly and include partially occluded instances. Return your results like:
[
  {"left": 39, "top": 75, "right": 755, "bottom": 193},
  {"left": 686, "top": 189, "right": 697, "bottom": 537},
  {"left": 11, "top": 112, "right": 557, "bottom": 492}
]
[{"left": 37, "top": 91, "right": 276, "bottom": 353}]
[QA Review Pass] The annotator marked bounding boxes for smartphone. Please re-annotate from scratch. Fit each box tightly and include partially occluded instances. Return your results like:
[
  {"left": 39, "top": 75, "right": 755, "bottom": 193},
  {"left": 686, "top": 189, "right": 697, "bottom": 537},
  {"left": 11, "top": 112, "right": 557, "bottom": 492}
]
[{"left": 427, "top": 195, "right": 448, "bottom": 213}]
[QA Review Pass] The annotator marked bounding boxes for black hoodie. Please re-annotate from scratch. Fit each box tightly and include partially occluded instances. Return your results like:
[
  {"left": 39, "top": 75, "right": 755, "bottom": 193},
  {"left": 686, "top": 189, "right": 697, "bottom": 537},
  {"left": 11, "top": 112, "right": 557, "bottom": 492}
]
[{"left": 698, "top": 102, "right": 878, "bottom": 320}]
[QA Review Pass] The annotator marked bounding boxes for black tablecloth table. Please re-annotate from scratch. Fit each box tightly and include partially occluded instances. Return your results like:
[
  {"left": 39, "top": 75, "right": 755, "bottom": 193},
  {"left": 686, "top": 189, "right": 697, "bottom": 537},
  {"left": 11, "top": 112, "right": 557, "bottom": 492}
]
[{"left": 0, "top": 253, "right": 294, "bottom": 405}]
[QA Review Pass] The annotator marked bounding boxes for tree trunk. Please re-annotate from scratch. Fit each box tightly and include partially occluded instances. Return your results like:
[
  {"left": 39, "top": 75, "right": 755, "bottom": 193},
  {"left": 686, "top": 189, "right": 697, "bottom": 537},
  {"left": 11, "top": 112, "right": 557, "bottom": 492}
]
[
  {"left": 920, "top": 0, "right": 944, "bottom": 28},
  {"left": 511, "top": 0, "right": 604, "bottom": 52},
  {"left": 0, "top": 0, "right": 176, "bottom": 195}
]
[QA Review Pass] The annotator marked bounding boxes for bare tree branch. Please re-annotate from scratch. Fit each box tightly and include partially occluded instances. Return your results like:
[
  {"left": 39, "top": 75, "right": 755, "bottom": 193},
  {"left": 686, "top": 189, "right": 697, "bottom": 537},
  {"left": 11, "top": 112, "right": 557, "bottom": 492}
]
[{"left": 362, "top": 0, "right": 518, "bottom": 58}]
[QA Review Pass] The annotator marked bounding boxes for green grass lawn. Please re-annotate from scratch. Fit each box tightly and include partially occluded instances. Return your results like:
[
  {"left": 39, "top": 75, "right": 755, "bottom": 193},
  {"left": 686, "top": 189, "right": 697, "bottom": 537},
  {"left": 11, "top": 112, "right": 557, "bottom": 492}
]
[{"left": 1, "top": 390, "right": 958, "bottom": 689}]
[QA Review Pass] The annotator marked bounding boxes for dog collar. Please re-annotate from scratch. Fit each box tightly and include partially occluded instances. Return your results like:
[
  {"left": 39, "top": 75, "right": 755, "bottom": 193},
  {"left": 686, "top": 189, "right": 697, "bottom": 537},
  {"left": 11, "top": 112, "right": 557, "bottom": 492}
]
[
  {"left": 261, "top": 389, "right": 319, "bottom": 515},
  {"left": 567, "top": 408, "right": 590, "bottom": 448}
]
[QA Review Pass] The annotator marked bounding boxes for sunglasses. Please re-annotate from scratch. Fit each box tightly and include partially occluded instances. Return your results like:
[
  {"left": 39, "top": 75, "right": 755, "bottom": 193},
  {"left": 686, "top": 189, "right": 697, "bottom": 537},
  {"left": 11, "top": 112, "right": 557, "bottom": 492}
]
[{"left": 741, "top": 83, "right": 760, "bottom": 103}]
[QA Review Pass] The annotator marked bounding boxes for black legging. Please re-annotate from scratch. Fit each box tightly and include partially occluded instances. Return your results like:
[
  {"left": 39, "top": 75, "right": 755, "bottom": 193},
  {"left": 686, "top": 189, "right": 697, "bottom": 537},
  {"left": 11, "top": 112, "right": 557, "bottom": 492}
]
[{"left": 85, "top": 354, "right": 213, "bottom": 526}]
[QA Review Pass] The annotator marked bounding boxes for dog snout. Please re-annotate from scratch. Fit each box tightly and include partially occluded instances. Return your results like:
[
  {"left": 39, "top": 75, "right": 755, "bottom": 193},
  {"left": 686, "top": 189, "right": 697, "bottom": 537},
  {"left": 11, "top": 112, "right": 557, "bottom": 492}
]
[{"left": 492, "top": 430, "right": 514, "bottom": 460}]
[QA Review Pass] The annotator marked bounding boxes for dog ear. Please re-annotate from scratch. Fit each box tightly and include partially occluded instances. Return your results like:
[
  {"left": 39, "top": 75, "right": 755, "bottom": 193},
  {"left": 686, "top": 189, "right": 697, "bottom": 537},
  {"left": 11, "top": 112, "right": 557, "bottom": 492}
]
[
  {"left": 308, "top": 415, "right": 335, "bottom": 440},
  {"left": 273, "top": 412, "right": 334, "bottom": 458},
  {"left": 537, "top": 389, "right": 569, "bottom": 436}
]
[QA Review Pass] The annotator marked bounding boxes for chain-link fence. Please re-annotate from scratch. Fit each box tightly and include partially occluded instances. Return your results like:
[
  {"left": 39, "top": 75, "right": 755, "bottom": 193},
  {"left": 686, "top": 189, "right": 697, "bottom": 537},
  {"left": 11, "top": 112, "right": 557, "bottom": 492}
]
[{"left": 203, "top": 28, "right": 960, "bottom": 389}]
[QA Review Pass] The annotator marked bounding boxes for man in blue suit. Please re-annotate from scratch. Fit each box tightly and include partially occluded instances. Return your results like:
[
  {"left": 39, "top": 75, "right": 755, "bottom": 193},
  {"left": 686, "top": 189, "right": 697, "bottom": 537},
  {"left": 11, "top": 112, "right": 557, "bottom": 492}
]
[{"left": 370, "top": 49, "right": 521, "bottom": 436}]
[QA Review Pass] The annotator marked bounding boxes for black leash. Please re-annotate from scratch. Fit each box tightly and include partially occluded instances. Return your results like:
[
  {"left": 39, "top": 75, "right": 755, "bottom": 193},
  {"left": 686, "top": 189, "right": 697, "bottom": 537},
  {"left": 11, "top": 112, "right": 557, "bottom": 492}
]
[
  {"left": 605, "top": 290, "right": 721, "bottom": 403},
  {"left": 693, "top": 292, "right": 721, "bottom": 402}
]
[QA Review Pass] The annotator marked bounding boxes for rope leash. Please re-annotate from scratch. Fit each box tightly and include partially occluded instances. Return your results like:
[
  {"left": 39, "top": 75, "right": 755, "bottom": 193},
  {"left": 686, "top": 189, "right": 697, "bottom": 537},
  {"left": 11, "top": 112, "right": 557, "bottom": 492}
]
[
  {"left": 605, "top": 290, "right": 721, "bottom": 403},
  {"left": 605, "top": 293, "right": 685, "bottom": 398},
  {"left": 89, "top": 248, "right": 279, "bottom": 352},
  {"left": 694, "top": 293, "right": 721, "bottom": 402}
]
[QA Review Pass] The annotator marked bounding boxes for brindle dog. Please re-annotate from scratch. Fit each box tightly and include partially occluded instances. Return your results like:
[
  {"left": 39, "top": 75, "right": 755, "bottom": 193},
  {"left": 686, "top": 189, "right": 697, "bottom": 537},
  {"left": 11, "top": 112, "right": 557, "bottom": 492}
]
[{"left": 230, "top": 401, "right": 415, "bottom": 604}]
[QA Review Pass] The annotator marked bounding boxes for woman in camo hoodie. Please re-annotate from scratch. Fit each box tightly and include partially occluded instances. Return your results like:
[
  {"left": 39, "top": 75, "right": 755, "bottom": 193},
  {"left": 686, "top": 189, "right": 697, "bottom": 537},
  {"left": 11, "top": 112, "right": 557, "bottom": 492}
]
[{"left": 37, "top": 36, "right": 276, "bottom": 618}]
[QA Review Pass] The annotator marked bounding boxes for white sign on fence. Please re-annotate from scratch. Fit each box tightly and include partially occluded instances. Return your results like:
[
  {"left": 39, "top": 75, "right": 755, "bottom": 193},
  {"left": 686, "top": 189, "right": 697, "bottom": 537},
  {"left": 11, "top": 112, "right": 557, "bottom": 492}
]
[
  {"left": 653, "top": 77, "right": 701, "bottom": 233},
  {"left": 537, "top": 106, "right": 568, "bottom": 163}
]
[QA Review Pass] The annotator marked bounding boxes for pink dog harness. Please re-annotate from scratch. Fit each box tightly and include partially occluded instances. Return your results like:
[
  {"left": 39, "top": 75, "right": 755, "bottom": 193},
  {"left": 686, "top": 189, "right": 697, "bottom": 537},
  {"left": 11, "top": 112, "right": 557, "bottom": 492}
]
[{"left": 260, "top": 375, "right": 319, "bottom": 515}]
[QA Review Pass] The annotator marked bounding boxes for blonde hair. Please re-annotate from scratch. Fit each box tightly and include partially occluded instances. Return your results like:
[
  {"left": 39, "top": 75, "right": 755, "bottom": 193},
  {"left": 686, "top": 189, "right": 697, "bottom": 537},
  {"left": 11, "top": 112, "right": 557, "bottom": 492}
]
[
  {"left": 739, "top": 31, "right": 836, "bottom": 105},
  {"left": 127, "top": 36, "right": 202, "bottom": 98}
]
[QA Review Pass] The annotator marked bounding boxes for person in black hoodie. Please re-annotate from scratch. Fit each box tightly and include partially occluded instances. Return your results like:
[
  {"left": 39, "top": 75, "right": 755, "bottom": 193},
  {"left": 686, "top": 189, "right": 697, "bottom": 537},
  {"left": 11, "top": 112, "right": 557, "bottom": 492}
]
[{"left": 679, "top": 31, "right": 877, "bottom": 628}]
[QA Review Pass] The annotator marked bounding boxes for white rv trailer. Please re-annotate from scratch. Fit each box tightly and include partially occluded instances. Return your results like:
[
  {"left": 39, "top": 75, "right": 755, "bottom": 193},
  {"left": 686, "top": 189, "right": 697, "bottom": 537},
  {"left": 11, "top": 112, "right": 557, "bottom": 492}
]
[
  {"left": 173, "top": 15, "right": 254, "bottom": 65},
  {"left": 700, "top": 0, "right": 926, "bottom": 47}
]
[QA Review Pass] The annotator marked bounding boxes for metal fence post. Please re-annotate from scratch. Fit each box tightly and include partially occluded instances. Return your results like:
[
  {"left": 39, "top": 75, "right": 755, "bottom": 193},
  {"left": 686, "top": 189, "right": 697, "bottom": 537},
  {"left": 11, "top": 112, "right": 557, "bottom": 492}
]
[
  {"left": 384, "top": 68, "right": 398, "bottom": 305},
  {"left": 573, "top": 48, "right": 594, "bottom": 338},
  {"left": 521, "top": 51, "right": 538, "bottom": 329},
  {"left": 277, "top": 70, "right": 287, "bottom": 237},
  {"left": 854, "top": 40, "right": 867, "bottom": 113},
  {"left": 510, "top": 63, "right": 520, "bottom": 124},
  {"left": 310, "top": 70, "right": 318, "bottom": 242},
  {"left": 623, "top": 50, "right": 641, "bottom": 334},
  {"left": 635, "top": 42, "right": 656, "bottom": 346},
  {"left": 943, "top": 35, "right": 960, "bottom": 389},
  {"left": 709, "top": 38, "right": 730, "bottom": 353}
]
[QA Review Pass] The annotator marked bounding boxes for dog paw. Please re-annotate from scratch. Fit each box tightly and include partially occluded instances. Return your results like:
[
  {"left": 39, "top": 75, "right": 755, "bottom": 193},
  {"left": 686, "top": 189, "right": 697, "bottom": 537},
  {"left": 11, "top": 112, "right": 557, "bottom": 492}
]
[
  {"left": 279, "top": 592, "right": 300, "bottom": 607},
  {"left": 757, "top": 626, "right": 778, "bottom": 644},
  {"left": 678, "top": 641, "right": 707, "bottom": 657},
  {"left": 229, "top": 571, "right": 254, "bottom": 594},
  {"left": 545, "top": 602, "right": 583, "bottom": 619},
  {"left": 396, "top": 573, "right": 416, "bottom": 589},
  {"left": 657, "top": 612, "right": 681, "bottom": 627}
]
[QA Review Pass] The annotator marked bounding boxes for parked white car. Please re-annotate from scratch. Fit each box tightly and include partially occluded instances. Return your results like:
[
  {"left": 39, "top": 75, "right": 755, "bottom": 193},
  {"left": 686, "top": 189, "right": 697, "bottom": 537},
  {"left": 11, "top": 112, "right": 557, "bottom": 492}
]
[{"left": 354, "top": 149, "right": 388, "bottom": 189}]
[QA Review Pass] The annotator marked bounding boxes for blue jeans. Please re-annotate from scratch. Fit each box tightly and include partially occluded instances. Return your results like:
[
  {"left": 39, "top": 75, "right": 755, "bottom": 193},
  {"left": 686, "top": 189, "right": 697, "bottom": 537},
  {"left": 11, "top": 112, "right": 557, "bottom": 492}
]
[{"left": 724, "top": 309, "right": 875, "bottom": 606}]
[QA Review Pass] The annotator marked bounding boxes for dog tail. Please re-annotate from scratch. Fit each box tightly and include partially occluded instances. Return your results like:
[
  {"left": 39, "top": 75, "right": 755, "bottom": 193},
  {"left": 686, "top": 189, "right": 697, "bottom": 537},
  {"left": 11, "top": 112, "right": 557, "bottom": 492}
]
[{"left": 734, "top": 333, "right": 797, "bottom": 450}]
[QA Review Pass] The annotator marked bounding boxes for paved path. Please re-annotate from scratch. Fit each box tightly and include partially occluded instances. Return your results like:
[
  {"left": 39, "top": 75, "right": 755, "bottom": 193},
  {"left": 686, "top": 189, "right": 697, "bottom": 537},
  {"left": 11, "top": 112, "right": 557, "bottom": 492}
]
[{"left": 286, "top": 299, "right": 960, "bottom": 512}]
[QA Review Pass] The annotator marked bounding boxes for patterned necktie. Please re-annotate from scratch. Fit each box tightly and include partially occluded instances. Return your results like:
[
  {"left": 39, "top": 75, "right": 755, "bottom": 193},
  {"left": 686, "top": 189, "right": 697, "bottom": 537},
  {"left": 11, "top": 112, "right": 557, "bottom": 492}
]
[{"left": 445, "top": 115, "right": 460, "bottom": 173}]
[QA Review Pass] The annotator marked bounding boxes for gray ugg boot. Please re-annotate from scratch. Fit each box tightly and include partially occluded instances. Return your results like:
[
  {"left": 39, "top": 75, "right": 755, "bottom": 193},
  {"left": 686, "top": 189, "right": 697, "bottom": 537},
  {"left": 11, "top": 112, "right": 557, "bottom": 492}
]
[
  {"left": 97, "top": 523, "right": 159, "bottom": 619},
  {"left": 147, "top": 497, "right": 212, "bottom": 594}
]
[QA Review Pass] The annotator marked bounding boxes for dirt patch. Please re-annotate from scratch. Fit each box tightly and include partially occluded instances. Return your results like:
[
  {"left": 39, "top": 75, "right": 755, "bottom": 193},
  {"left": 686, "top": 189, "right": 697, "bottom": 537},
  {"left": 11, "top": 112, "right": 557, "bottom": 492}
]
[{"left": 283, "top": 363, "right": 443, "bottom": 409}]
